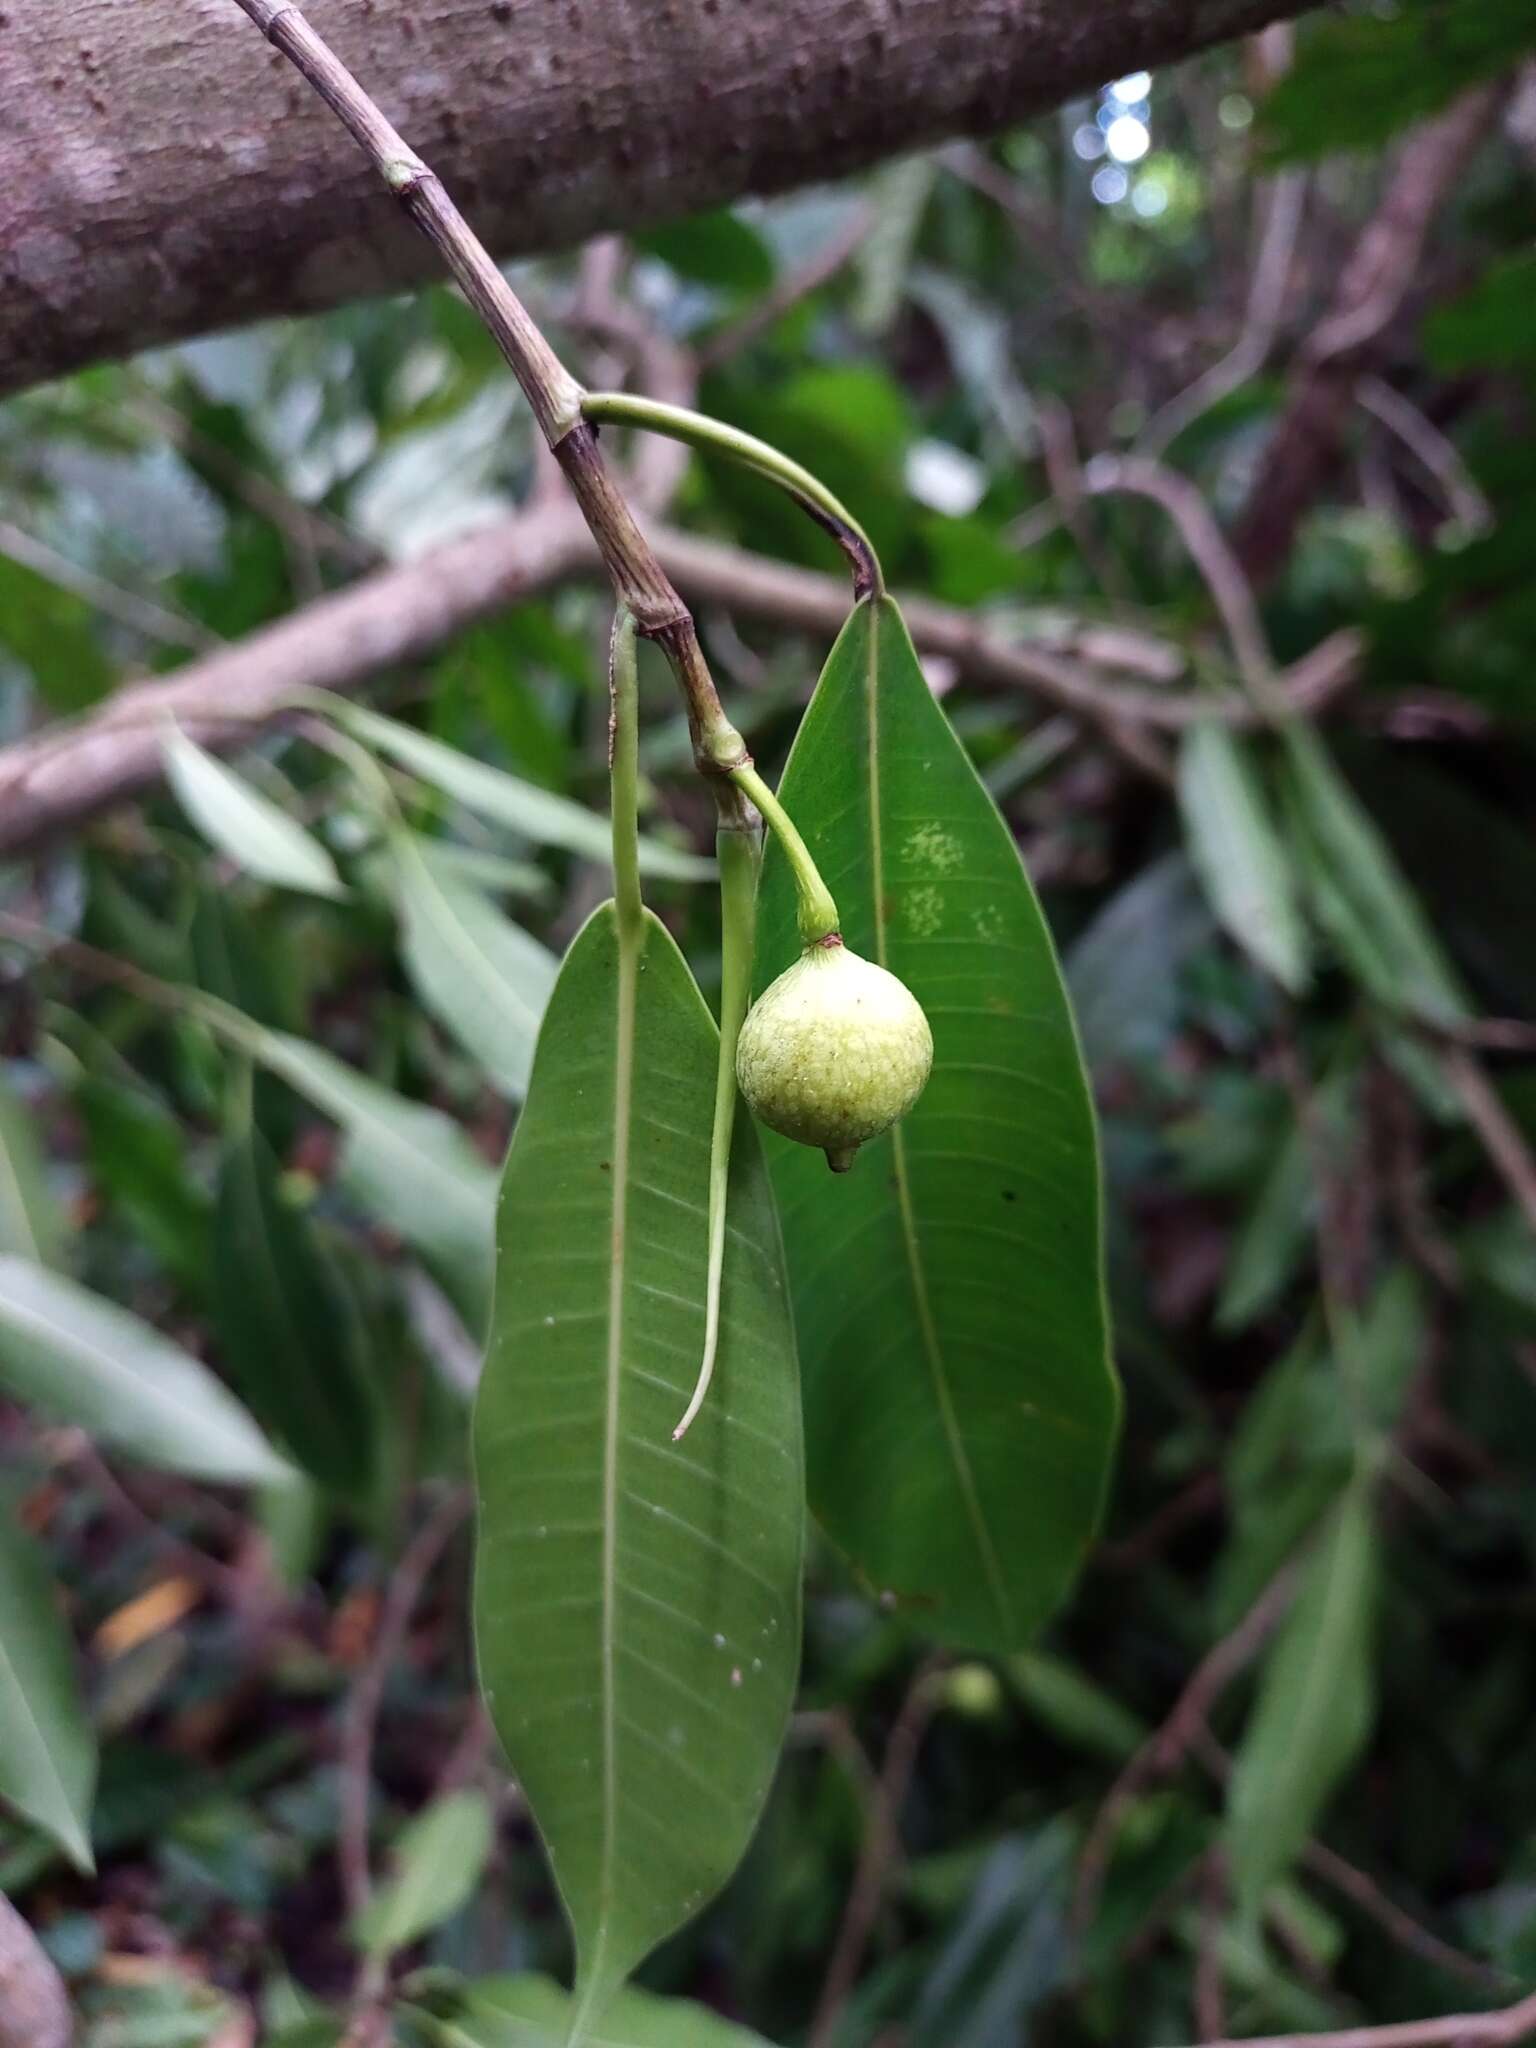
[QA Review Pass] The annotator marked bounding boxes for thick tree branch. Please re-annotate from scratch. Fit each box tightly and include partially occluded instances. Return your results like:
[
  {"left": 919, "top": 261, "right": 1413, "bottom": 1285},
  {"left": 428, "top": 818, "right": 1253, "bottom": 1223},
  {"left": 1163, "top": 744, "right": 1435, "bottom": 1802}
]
[
  {"left": 0, "top": 1896, "right": 70, "bottom": 2048},
  {"left": 0, "top": 512, "right": 1361, "bottom": 860},
  {"left": 9, "top": 0, "right": 1318, "bottom": 396}
]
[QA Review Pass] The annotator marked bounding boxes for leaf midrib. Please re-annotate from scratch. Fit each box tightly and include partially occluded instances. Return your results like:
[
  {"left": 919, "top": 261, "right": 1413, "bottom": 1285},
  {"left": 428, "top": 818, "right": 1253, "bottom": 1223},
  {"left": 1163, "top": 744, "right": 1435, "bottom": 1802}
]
[
  {"left": 588, "top": 906, "right": 638, "bottom": 2014},
  {"left": 864, "top": 604, "right": 1015, "bottom": 1642}
]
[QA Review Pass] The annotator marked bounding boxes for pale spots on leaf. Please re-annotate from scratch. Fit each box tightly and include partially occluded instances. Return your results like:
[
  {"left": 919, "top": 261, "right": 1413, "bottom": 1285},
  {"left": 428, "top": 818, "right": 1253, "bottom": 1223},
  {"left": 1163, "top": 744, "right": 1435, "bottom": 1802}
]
[
  {"left": 904, "top": 885, "right": 944, "bottom": 938},
  {"left": 904, "top": 821, "right": 964, "bottom": 874}
]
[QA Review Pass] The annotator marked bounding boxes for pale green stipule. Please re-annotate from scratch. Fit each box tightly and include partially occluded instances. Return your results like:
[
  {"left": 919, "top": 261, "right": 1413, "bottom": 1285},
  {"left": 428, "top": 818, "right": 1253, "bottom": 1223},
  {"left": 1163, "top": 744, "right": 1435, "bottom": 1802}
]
[{"left": 672, "top": 818, "right": 759, "bottom": 1442}]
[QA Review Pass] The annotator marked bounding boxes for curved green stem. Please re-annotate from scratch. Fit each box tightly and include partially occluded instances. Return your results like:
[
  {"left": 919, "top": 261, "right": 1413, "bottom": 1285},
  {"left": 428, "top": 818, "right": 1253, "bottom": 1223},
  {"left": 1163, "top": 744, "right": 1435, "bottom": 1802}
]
[
  {"left": 730, "top": 761, "right": 839, "bottom": 945},
  {"left": 674, "top": 817, "right": 759, "bottom": 1442},
  {"left": 581, "top": 391, "right": 883, "bottom": 599},
  {"left": 608, "top": 607, "right": 644, "bottom": 948}
]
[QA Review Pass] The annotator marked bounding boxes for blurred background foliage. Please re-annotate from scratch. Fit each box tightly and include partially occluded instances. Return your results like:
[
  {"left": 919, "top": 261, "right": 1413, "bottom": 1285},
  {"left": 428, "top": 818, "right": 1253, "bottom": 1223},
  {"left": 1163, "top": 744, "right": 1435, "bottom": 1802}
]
[{"left": 2, "top": 3, "right": 1536, "bottom": 2042}]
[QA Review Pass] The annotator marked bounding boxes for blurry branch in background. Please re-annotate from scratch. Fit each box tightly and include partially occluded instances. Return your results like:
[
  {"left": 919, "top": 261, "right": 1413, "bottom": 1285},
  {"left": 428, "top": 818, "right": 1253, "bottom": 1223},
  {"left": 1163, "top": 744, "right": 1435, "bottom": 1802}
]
[
  {"left": 1194, "top": 1986, "right": 1536, "bottom": 2048},
  {"left": 1138, "top": 22, "right": 1305, "bottom": 459},
  {"left": 807, "top": 1659, "right": 949, "bottom": 2048},
  {"left": 0, "top": 1894, "right": 70, "bottom": 2048},
  {"left": 1234, "top": 85, "right": 1501, "bottom": 585},
  {"left": 0, "top": 505, "right": 1363, "bottom": 859},
  {"left": 1074, "top": 1564, "right": 1300, "bottom": 1935},
  {"left": 1191, "top": 1737, "right": 1510, "bottom": 1997},
  {"left": 1079, "top": 453, "right": 1278, "bottom": 701},
  {"left": 0, "top": 518, "right": 220, "bottom": 654},
  {"left": 1355, "top": 378, "right": 1495, "bottom": 538},
  {"left": 696, "top": 203, "right": 876, "bottom": 372},
  {"left": 339, "top": 1487, "right": 471, "bottom": 2003},
  {"left": 1137, "top": 166, "right": 1306, "bottom": 459}
]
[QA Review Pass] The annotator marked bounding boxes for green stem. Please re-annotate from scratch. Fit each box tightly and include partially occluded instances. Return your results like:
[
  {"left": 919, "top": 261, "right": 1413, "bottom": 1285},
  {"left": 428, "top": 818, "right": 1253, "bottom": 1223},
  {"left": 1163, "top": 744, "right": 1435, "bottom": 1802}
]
[
  {"left": 581, "top": 391, "right": 884, "bottom": 600},
  {"left": 730, "top": 761, "right": 839, "bottom": 945},
  {"left": 609, "top": 608, "right": 644, "bottom": 948},
  {"left": 674, "top": 818, "right": 760, "bottom": 1441}
]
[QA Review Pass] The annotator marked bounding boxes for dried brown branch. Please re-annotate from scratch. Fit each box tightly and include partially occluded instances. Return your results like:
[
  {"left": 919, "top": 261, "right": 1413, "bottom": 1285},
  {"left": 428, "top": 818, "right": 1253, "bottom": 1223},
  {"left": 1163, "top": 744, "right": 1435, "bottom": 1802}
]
[
  {"left": 1188, "top": 1987, "right": 1536, "bottom": 2048},
  {"left": 1081, "top": 453, "right": 1280, "bottom": 705},
  {"left": 1138, "top": 166, "right": 1306, "bottom": 459},
  {"left": 1233, "top": 88, "right": 1499, "bottom": 585},
  {"left": 337, "top": 1489, "right": 471, "bottom": 1934},
  {"left": 0, "top": 1895, "right": 70, "bottom": 2048},
  {"left": 808, "top": 1660, "right": 948, "bottom": 2048},
  {"left": 1190, "top": 1732, "right": 1507, "bottom": 1997},
  {"left": 1195, "top": 1851, "right": 1230, "bottom": 2040},
  {"left": 0, "top": 519, "right": 220, "bottom": 653},
  {"left": 1436, "top": 1046, "right": 1536, "bottom": 1242},
  {"left": 1073, "top": 1565, "right": 1300, "bottom": 1934},
  {"left": 698, "top": 204, "right": 876, "bottom": 372},
  {"left": 1356, "top": 378, "right": 1494, "bottom": 537},
  {"left": 0, "top": 509, "right": 1362, "bottom": 861}
]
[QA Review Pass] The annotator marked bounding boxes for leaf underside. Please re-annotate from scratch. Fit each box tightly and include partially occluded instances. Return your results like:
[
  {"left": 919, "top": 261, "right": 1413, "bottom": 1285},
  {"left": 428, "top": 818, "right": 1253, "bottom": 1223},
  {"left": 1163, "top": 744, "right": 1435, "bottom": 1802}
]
[
  {"left": 755, "top": 596, "right": 1118, "bottom": 1653},
  {"left": 0, "top": 1510, "right": 96, "bottom": 1871},
  {"left": 474, "top": 904, "right": 804, "bottom": 2016}
]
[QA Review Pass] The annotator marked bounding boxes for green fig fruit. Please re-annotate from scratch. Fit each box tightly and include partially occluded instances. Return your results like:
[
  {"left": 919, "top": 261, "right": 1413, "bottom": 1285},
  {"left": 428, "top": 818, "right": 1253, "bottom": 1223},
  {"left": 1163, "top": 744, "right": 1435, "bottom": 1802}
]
[{"left": 736, "top": 935, "right": 933, "bottom": 1171}]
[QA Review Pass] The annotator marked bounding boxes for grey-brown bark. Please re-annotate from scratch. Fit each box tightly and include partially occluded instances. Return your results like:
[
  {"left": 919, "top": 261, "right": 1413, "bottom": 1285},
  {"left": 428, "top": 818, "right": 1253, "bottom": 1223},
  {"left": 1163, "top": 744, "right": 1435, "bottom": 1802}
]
[
  {"left": 6, "top": 0, "right": 1314, "bottom": 396},
  {"left": 0, "top": 1896, "right": 70, "bottom": 2048},
  {"left": 0, "top": 508, "right": 1362, "bottom": 860}
]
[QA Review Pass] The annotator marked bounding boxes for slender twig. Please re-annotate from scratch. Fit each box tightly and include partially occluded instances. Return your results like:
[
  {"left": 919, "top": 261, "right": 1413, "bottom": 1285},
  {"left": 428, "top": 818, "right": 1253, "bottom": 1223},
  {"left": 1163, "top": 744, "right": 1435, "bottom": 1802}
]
[
  {"left": 118, "top": 385, "right": 376, "bottom": 569},
  {"left": 1079, "top": 453, "right": 1281, "bottom": 709},
  {"left": 337, "top": 1487, "right": 471, "bottom": 1929},
  {"left": 1185, "top": 1988, "right": 1536, "bottom": 2048},
  {"left": 1073, "top": 1565, "right": 1300, "bottom": 1934},
  {"left": 1191, "top": 1731, "right": 1507, "bottom": 1995},
  {"left": 698, "top": 204, "right": 875, "bottom": 371},
  {"left": 1356, "top": 378, "right": 1495, "bottom": 537},
  {"left": 225, "top": 0, "right": 741, "bottom": 780},
  {"left": 1436, "top": 1045, "right": 1536, "bottom": 1241},
  {"left": 1138, "top": 168, "right": 1306, "bottom": 458},
  {"left": 0, "top": 518, "right": 220, "bottom": 652},
  {"left": 808, "top": 1660, "right": 948, "bottom": 2048},
  {"left": 1233, "top": 87, "right": 1499, "bottom": 585},
  {"left": 1196, "top": 1851, "right": 1230, "bottom": 2040}
]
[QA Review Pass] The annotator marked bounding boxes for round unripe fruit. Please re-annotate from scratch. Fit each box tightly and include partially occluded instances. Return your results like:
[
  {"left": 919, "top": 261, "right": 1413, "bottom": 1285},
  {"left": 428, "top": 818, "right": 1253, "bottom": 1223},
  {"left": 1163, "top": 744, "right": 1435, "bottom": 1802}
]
[{"left": 736, "top": 937, "right": 933, "bottom": 1171}]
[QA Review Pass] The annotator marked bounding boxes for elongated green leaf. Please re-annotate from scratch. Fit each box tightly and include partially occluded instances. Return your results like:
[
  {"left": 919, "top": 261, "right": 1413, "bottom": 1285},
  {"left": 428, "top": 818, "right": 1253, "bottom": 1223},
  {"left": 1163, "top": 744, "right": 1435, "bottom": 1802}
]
[
  {"left": 444, "top": 1973, "right": 772, "bottom": 2046},
  {"left": 212, "top": 1126, "right": 380, "bottom": 1499},
  {"left": 254, "top": 1032, "right": 496, "bottom": 1335},
  {"left": 0, "top": 1256, "right": 293, "bottom": 1485},
  {"left": 1008, "top": 1652, "right": 1148, "bottom": 1765},
  {"left": 0, "top": 1509, "right": 96, "bottom": 1870},
  {"left": 1215, "top": 1061, "right": 1356, "bottom": 1334},
  {"left": 351, "top": 1788, "right": 493, "bottom": 1961},
  {"left": 0, "top": 1082, "right": 65, "bottom": 1267},
  {"left": 1178, "top": 724, "right": 1310, "bottom": 994},
  {"left": 78, "top": 1076, "right": 211, "bottom": 1297},
  {"left": 162, "top": 727, "right": 345, "bottom": 899},
  {"left": 388, "top": 831, "right": 557, "bottom": 1098},
  {"left": 337, "top": 705, "right": 716, "bottom": 882},
  {"left": 1280, "top": 727, "right": 1468, "bottom": 1026},
  {"left": 474, "top": 905, "right": 803, "bottom": 2021},
  {"left": 754, "top": 597, "right": 1117, "bottom": 1652},
  {"left": 1227, "top": 1487, "right": 1379, "bottom": 1924}
]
